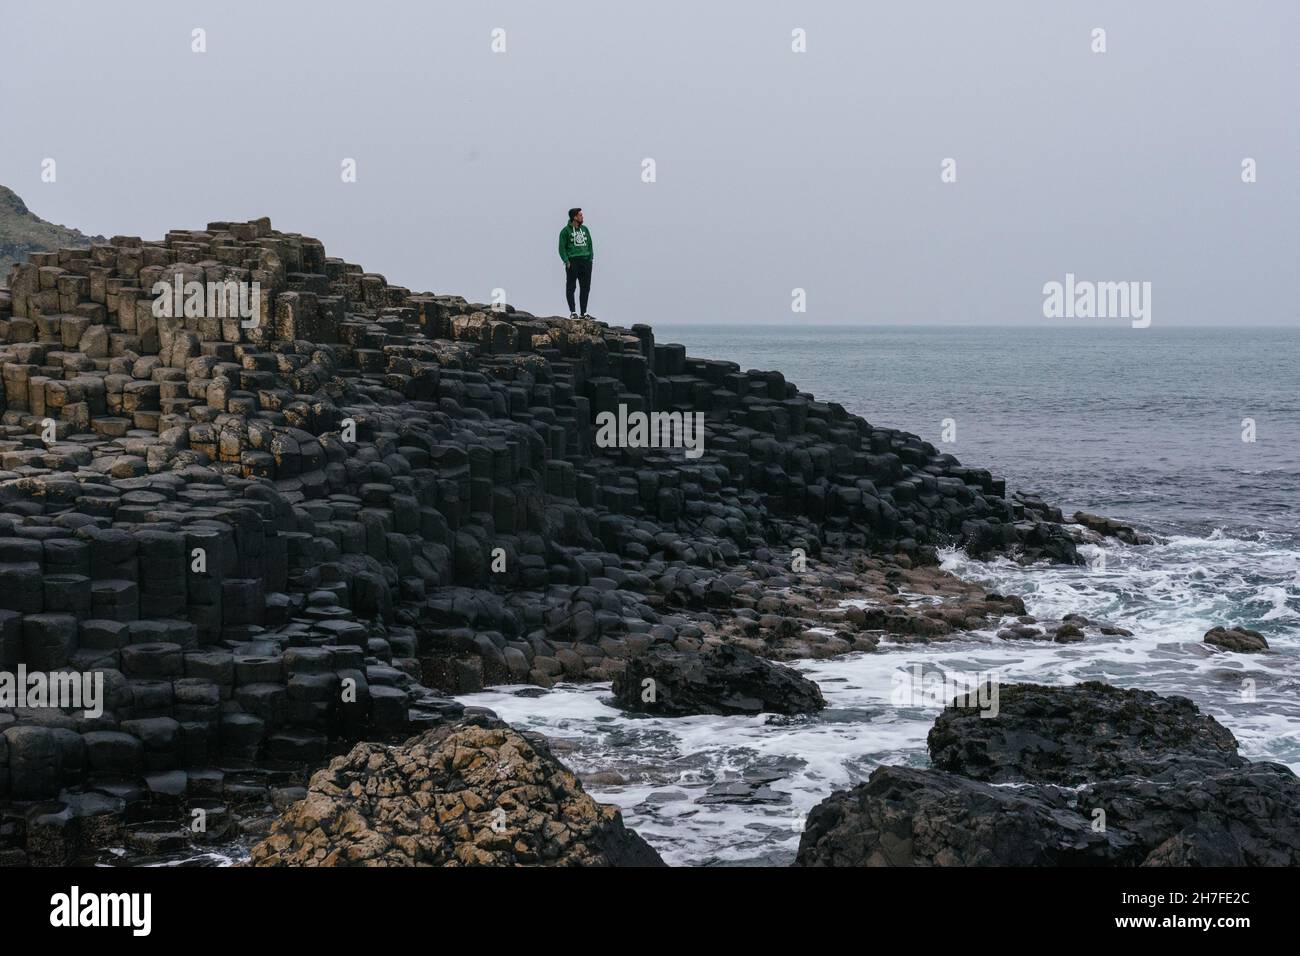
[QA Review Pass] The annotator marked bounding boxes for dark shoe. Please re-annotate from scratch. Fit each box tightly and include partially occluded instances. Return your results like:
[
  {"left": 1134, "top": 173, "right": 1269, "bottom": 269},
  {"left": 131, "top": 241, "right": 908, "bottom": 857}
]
[{"left": 570, "top": 312, "right": 578, "bottom": 319}]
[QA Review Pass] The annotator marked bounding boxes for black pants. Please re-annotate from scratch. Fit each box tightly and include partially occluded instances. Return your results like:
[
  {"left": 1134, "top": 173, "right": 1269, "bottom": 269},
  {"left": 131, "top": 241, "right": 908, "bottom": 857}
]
[{"left": 565, "top": 258, "right": 592, "bottom": 314}]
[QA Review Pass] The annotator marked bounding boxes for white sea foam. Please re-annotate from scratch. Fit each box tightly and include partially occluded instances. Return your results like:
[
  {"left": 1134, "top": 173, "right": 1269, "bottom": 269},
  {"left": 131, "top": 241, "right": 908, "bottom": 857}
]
[{"left": 461, "top": 530, "right": 1300, "bottom": 866}]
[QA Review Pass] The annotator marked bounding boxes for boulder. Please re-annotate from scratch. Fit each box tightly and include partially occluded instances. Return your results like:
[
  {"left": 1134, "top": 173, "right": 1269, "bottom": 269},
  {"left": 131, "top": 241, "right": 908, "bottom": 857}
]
[
  {"left": 796, "top": 760, "right": 1300, "bottom": 867},
  {"left": 248, "top": 718, "right": 664, "bottom": 867},
  {"left": 1203, "top": 626, "right": 1268, "bottom": 653},
  {"left": 926, "top": 681, "right": 1241, "bottom": 785},
  {"left": 1072, "top": 511, "right": 1156, "bottom": 545},
  {"left": 796, "top": 682, "right": 1300, "bottom": 866},
  {"left": 612, "top": 643, "right": 826, "bottom": 717},
  {"left": 796, "top": 765, "right": 1124, "bottom": 866}
]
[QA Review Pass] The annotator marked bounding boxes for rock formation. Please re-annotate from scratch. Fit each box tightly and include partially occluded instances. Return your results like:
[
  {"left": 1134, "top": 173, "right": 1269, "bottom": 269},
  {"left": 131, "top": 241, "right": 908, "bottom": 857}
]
[
  {"left": 795, "top": 682, "right": 1300, "bottom": 866},
  {"left": 0, "top": 187, "right": 101, "bottom": 279},
  {"left": 1071, "top": 511, "right": 1155, "bottom": 546},
  {"left": 612, "top": 643, "right": 826, "bottom": 716},
  {"left": 926, "top": 681, "right": 1242, "bottom": 783},
  {"left": 1203, "top": 626, "right": 1268, "bottom": 653},
  {"left": 249, "top": 716, "right": 664, "bottom": 866},
  {"left": 0, "top": 212, "right": 1093, "bottom": 863}
]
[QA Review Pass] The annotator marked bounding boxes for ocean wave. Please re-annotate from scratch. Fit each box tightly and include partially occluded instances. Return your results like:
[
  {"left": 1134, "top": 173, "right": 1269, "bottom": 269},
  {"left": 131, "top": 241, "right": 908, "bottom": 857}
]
[{"left": 460, "top": 526, "right": 1300, "bottom": 866}]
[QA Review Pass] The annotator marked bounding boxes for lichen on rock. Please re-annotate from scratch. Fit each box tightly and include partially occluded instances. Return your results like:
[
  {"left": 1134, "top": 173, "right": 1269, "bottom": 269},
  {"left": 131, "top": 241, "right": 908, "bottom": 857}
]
[{"left": 249, "top": 717, "right": 665, "bottom": 867}]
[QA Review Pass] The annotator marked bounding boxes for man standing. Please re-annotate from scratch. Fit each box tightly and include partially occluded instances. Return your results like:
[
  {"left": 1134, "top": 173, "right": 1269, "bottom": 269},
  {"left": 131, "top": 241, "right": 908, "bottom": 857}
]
[{"left": 559, "top": 207, "right": 594, "bottom": 318}]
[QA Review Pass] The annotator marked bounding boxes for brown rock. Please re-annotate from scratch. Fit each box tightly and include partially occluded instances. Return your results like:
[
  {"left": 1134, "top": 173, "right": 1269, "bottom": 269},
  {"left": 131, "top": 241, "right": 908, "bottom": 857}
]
[
  {"left": 1204, "top": 626, "right": 1268, "bottom": 653},
  {"left": 248, "top": 719, "right": 664, "bottom": 867}
]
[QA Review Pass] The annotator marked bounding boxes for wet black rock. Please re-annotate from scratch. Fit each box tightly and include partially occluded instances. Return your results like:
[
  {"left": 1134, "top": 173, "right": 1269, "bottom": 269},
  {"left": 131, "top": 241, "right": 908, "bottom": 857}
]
[
  {"left": 1084, "top": 761, "right": 1300, "bottom": 865},
  {"left": 797, "top": 765, "right": 1123, "bottom": 866},
  {"left": 965, "top": 500, "right": 1082, "bottom": 565},
  {"left": 926, "top": 681, "right": 1242, "bottom": 785},
  {"left": 1072, "top": 511, "right": 1156, "bottom": 546},
  {"left": 996, "top": 615, "right": 1132, "bottom": 644},
  {"left": 796, "top": 682, "right": 1300, "bottom": 866},
  {"left": 612, "top": 643, "right": 826, "bottom": 717},
  {"left": 797, "top": 760, "right": 1300, "bottom": 866}
]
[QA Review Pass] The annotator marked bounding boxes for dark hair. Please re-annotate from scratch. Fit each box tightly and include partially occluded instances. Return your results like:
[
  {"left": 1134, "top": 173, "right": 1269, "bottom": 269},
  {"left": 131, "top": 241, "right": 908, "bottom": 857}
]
[{"left": 567, "top": 207, "right": 582, "bottom": 220}]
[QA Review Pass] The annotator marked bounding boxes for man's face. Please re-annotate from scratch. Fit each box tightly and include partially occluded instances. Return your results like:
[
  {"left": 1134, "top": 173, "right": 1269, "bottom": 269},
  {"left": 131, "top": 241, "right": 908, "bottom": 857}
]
[{"left": 574, "top": 211, "right": 584, "bottom": 225}]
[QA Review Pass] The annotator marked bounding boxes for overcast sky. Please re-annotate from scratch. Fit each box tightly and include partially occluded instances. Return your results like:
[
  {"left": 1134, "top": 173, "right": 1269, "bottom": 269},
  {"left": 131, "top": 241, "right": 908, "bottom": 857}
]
[{"left": 3, "top": 0, "right": 1296, "bottom": 326}]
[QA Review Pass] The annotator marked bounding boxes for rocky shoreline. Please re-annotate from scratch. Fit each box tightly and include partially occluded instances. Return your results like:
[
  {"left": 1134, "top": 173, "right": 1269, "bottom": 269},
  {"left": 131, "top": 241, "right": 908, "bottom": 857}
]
[
  {"left": 0, "top": 217, "right": 1272, "bottom": 866},
  {"left": 796, "top": 682, "right": 1300, "bottom": 866}
]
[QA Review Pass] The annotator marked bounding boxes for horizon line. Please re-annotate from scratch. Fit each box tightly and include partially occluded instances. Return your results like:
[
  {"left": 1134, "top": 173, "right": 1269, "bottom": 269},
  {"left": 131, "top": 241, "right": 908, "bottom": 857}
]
[{"left": 645, "top": 321, "right": 1298, "bottom": 330}]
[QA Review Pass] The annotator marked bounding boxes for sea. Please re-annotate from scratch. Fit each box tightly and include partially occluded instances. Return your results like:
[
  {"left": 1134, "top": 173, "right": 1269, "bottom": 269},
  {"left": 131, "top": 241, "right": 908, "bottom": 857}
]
[{"left": 461, "top": 325, "right": 1300, "bottom": 866}]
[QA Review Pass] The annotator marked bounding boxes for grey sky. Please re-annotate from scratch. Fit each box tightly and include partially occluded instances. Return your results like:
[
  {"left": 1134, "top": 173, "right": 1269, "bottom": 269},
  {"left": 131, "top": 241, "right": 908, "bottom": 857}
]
[{"left": 3, "top": 0, "right": 1296, "bottom": 326}]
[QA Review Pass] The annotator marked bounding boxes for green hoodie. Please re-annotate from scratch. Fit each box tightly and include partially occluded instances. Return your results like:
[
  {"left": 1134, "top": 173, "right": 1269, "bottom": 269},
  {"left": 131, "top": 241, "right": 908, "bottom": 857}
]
[{"left": 558, "top": 222, "right": 593, "bottom": 264}]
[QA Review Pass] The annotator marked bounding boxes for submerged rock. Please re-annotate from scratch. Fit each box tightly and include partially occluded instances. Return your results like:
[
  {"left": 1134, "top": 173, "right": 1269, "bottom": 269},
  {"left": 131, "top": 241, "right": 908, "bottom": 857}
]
[
  {"left": 796, "top": 682, "right": 1300, "bottom": 866},
  {"left": 248, "top": 718, "right": 664, "bottom": 866},
  {"left": 1072, "top": 511, "right": 1156, "bottom": 545},
  {"left": 611, "top": 643, "right": 826, "bottom": 717},
  {"left": 996, "top": 615, "right": 1131, "bottom": 644},
  {"left": 1203, "top": 626, "right": 1269, "bottom": 653}
]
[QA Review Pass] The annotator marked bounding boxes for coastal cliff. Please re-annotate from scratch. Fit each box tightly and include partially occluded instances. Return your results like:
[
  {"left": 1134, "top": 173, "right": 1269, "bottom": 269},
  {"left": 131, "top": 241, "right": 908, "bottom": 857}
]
[
  {"left": 2, "top": 214, "right": 1103, "bottom": 864},
  {"left": 0, "top": 187, "right": 101, "bottom": 281}
]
